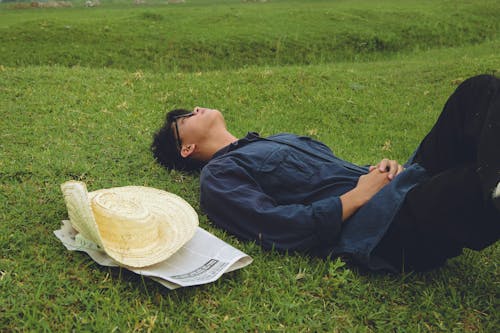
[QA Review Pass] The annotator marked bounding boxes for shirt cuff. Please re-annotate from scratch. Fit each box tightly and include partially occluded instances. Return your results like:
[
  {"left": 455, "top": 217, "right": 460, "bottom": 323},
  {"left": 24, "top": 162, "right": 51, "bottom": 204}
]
[{"left": 311, "top": 196, "right": 343, "bottom": 244}]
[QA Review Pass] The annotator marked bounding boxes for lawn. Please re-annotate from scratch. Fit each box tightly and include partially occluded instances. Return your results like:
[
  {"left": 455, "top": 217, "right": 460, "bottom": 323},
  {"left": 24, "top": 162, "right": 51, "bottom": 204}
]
[{"left": 0, "top": 0, "right": 499, "bottom": 331}]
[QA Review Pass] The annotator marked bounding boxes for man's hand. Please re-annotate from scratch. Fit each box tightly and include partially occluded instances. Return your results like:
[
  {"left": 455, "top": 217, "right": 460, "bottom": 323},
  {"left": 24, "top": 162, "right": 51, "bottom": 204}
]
[
  {"left": 352, "top": 168, "right": 391, "bottom": 205},
  {"left": 369, "top": 158, "right": 404, "bottom": 180},
  {"left": 340, "top": 168, "right": 393, "bottom": 222}
]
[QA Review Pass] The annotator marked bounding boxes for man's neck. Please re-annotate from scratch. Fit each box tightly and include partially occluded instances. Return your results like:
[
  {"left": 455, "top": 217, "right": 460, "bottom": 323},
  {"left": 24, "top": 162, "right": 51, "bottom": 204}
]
[{"left": 199, "top": 131, "right": 238, "bottom": 161}]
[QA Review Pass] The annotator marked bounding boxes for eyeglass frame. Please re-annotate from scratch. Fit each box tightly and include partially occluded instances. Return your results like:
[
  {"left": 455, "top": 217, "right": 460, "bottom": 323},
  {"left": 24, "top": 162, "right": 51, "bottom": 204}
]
[{"left": 172, "top": 111, "right": 195, "bottom": 151}]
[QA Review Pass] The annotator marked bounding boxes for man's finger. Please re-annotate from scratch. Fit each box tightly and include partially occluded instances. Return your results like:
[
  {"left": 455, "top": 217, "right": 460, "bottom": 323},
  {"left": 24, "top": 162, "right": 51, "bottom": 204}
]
[{"left": 378, "top": 158, "right": 389, "bottom": 172}]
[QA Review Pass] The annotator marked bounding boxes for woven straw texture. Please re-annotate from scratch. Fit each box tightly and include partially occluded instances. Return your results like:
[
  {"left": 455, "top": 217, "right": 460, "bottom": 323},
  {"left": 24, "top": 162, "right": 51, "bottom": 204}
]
[{"left": 61, "top": 181, "right": 198, "bottom": 268}]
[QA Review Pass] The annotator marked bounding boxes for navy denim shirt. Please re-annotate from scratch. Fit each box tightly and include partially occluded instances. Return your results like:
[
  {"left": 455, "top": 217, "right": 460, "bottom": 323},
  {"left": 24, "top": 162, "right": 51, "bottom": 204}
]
[{"left": 200, "top": 132, "right": 429, "bottom": 270}]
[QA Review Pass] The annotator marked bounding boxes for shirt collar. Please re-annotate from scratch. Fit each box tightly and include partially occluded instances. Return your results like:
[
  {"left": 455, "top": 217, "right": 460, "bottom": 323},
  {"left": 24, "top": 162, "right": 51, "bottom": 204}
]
[{"left": 212, "top": 132, "right": 261, "bottom": 159}]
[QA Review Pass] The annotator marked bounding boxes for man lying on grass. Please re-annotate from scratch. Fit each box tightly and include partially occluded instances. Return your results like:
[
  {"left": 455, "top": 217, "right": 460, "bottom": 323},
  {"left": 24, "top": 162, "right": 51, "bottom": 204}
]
[{"left": 151, "top": 74, "right": 500, "bottom": 273}]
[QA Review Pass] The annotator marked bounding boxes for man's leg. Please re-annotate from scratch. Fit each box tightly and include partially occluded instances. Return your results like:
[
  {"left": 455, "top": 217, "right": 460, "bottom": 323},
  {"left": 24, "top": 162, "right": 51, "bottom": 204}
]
[
  {"left": 412, "top": 74, "right": 500, "bottom": 200},
  {"left": 373, "top": 166, "right": 500, "bottom": 272},
  {"left": 478, "top": 81, "right": 500, "bottom": 209},
  {"left": 373, "top": 75, "right": 500, "bottom": 272}
]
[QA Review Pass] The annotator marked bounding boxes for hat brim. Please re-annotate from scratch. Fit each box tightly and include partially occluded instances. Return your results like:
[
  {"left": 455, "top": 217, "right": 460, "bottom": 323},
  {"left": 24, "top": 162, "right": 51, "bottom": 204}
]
[{"left": 88, "top": 186, "right": 198, "bottom": 268}]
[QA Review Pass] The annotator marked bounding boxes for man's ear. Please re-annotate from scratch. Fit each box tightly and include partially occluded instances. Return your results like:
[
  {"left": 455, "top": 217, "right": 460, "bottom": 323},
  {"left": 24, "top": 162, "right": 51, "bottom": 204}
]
[{"left": 180, "top": 144, "right": 196, "bottom": 158}]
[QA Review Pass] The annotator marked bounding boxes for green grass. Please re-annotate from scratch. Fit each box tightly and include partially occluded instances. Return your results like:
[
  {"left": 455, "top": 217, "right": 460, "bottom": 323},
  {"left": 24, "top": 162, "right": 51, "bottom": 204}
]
[
  {"left": 1, "top": 0, "right": 499, "bottom": 331},
  {"left": 1, "top": 0, "right": 499, "bottom": 71}
]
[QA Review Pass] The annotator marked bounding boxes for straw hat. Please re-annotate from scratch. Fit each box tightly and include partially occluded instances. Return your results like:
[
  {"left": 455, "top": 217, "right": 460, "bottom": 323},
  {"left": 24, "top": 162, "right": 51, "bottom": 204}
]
[{"left": 60, "top": 180, "right": 198, "bottom": 268}]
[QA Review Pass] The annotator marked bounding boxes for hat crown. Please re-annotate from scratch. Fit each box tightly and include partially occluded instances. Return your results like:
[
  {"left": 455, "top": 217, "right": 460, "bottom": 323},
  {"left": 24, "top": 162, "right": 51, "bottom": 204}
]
[
  {"left": 91, "top": 192, "right": 160, "bottom": 251},
  {"left": 92, "top": 192, "right": 149, "bottom": 221}
]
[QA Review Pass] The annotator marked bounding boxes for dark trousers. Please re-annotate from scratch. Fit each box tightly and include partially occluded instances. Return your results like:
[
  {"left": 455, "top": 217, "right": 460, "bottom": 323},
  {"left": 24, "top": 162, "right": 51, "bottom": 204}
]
[{"left": 373, "top": 75, "right": 500, "bottom": 272}]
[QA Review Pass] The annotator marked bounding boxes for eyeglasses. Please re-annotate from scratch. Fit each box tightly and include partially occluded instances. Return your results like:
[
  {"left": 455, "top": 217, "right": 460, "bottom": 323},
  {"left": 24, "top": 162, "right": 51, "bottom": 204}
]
[{"left": 172, "top": 112, "right": 195, "bottom": 151}]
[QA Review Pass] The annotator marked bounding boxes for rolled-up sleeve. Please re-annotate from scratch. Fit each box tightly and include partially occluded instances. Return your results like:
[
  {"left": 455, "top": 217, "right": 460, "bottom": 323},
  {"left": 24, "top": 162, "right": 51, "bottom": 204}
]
[{"left": 200, "top": 161, "right": 343, "bottom": 253}]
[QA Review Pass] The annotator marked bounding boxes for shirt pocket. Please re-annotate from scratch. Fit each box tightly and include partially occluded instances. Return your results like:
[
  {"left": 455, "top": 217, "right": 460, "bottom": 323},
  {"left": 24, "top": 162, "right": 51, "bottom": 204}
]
[{"left": 258, "top": 148, "right": 315, "bottom": 192}]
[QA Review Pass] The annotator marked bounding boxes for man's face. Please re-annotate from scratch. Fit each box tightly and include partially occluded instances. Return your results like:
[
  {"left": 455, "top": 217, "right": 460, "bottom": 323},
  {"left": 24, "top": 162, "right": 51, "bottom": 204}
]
[{"left": 172, "top": 107, "right": 224, "bottom": 150}]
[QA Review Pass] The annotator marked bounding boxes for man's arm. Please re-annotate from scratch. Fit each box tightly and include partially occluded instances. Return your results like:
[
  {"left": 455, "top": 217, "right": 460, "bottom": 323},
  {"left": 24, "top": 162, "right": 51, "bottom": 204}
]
[
  {"left": 341, "top": 158, "right": 404, "bottom": 221},
  {"left": 200, "top": 161, "right": 344, "bottom": 253},
  {"left": 340, "top": 169, "right": 391, "bottom": 221}
]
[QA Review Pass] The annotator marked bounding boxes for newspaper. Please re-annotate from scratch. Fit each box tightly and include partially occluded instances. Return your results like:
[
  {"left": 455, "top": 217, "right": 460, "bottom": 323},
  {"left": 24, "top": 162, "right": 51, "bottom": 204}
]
[{"left": 54, "top": 220, "right": 253, "bottom": 289}]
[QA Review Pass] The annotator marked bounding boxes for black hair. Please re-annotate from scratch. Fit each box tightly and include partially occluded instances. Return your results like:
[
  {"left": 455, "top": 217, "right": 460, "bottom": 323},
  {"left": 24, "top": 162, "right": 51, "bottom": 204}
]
[{"left": 151, "top": 109, "right": 207, "bottom": 172}]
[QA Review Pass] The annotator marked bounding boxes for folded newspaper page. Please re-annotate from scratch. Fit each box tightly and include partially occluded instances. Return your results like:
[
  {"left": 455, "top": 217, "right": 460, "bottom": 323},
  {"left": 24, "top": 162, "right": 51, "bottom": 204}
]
[{"left": 54, "top": 220, "right": 253, "bottom": 289}]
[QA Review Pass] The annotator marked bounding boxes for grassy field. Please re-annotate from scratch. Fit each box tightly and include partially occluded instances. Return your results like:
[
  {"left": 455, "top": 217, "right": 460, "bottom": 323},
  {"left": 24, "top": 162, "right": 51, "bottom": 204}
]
[
  {"left": 1, "top": 0, "right": 499, "bottom": 71},
  {"left": 1, "top": 0, "right": 499, "bottom": 331}
]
